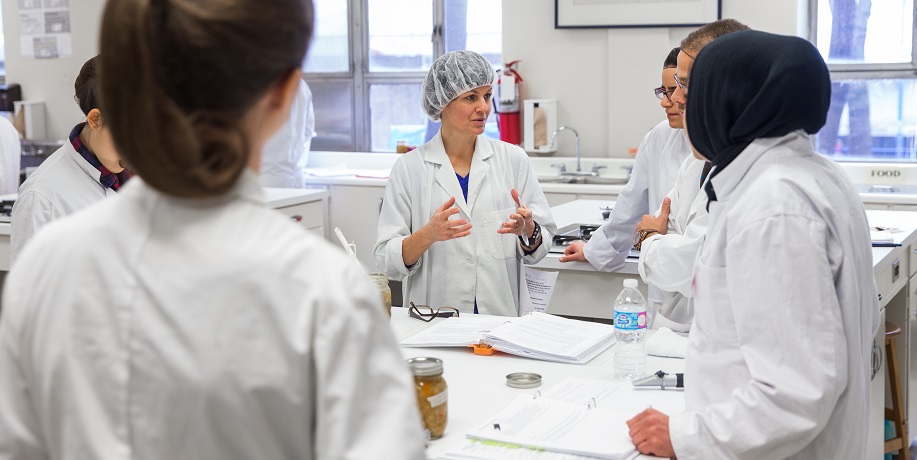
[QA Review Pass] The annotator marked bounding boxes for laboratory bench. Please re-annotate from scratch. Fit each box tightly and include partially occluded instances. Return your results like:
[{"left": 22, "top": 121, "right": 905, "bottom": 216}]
[
  {"left": 390, "top": 307, "right": 683, "bottom": 460},
  {"left": 0, "top": 188, "right": 329, "bottom": 273}
]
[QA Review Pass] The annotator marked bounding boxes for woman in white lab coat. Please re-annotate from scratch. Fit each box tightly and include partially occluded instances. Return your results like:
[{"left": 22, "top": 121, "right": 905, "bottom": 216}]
[
  {"left": 627, "top": 31, "right": 878, "bottom": 459},
  {"left": 559, "top": 48, "right": 691, "bottom": 285},
  {"left": 11, "top": 56, "right": 133, "bottom": 264},
  {"left": 375, "top": 50, "right": 555, "bottom": 316},
  {"left": 0, "top": 2, "right": 425, "bottom": 459}
]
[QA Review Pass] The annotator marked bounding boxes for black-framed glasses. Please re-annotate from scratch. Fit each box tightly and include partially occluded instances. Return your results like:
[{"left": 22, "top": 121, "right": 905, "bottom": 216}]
[
  {"left": 673, "top": 74, "right": 688, "bottom": 95},
  {"left": 409, "top": 302, "right": 460, "bottom": 322},
  {"left": 654, "top": 86, "right": 675, "bottom": 102}
]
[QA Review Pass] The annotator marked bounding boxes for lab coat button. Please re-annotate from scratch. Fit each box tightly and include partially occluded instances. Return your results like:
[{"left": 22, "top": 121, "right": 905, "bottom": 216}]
[{"left": 468, "top": 258, "right": 476, "bottom": 264}]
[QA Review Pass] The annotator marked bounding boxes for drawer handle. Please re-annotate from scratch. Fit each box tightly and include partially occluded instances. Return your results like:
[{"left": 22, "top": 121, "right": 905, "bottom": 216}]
[{"left": 289, "top": 215, "right": 303, "bottom": 222}]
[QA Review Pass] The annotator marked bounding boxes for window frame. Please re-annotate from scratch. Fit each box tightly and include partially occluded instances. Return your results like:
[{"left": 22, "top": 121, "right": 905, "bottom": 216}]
[
  {"left": 807, "top": 0, "right": 917, "bottom": 162},
  {"left": 808, "top": 0, "right": 917, "bottom": 76},
  {"left": 305, "top": 0, "right": 449, "bottom": 152}
]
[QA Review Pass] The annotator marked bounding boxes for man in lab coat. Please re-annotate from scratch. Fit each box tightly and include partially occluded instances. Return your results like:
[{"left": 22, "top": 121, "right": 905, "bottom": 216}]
[
  {"left": 627, "top": 31, "right": 878, "bottom": 459},
  {"left": 628, "top": 19, "right": 750, "bottom": 332}
]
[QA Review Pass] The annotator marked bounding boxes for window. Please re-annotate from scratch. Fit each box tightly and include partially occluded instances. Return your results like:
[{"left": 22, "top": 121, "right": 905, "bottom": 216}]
[
  {"left": 810, "top": 0, "right": 917, "bottom": 161},
  {"left": 305, "top": 0, "right": 502, "bottom": 152}
]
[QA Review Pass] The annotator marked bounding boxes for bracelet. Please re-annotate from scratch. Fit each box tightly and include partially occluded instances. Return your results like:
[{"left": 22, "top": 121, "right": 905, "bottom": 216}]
[{"left": 632, "top": 228, "right": 660, "bottom": 251}]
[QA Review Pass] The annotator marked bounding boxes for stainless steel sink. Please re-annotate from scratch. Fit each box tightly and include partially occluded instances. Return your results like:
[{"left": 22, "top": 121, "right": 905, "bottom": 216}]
[{"left": 538, "top": 176, "right": 629, "bottom": 185}]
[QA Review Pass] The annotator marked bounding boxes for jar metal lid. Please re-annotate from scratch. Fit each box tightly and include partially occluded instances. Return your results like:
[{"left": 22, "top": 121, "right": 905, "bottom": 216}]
[
  {"left": 406, "top": 357, "right": 444, "bottom": 376},
  {"left": 506, "top": 372, "right": 542, "bottom": 388}
]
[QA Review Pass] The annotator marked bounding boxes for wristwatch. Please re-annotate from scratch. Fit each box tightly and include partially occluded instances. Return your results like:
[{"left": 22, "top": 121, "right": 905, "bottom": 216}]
[
  {"left": 520, "top": 220, "right": 541, "bottom": 254},
  {"left": 633, "top": 228, "right": 659, "bottom": 251}
]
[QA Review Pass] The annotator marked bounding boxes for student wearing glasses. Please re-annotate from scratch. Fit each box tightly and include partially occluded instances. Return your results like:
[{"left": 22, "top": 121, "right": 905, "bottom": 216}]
[
  {"left": 629, "top": 19, "right": 749, "bottom": 332},
  {"left": 559, "top": 47, "right": 691, "bottom": 306},
  {"left": 0, "top": 0, "right": 425, "bottom": 458}
]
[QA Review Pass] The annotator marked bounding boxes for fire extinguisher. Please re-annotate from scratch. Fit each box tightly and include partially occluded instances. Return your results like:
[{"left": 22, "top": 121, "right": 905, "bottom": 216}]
[{"left": 495, "top": 60, "right": 523, "bottom": 145}]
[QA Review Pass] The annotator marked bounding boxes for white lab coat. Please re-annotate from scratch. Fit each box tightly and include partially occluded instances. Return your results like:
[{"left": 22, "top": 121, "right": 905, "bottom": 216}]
[
  {"left": 375, "top": 132, "right": 556, "bottom": 316},
  {"left": 668, "top": 132, "right": 879, "bottom": 459},
  {"left": 637, "top": 156, "right": 709, "bottom": 332},
  {"left": 260, "top": 80, "right": 315, "bottom": 188},
  {"left": 0, "top": 171, "right": 426, "bottom": 460},
  {"left": 583, "top": 121, "right": 690, "bottom": 303},
  {"left": 11, "top": 139, "right": 118, "bottom": 264},
  {"left": 0, "top": 116, "right": 20, "bottom": 194}
]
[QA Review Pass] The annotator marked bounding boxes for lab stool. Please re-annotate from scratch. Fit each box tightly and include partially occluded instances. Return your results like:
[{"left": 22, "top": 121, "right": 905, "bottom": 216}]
[{"left": 885, "top": 321, "right": 909, "bottom": 459}]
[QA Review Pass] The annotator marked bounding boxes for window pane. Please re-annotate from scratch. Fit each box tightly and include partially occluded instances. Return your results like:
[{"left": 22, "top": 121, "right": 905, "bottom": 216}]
[
  {"left": 309, "top": 81, "right": 354, "bottom": 151},
  {"left": 368, "top": 0, "right": 433, "bottom": 72},
  {"left": 816, "top": 0, "right": 914, "bottom": 65},
  {"left": 369, "top": 83, "right": 426, "bottom": 151},
  {"left": 303, "top": 0, "right": 349, "bottom": 73},
  {"left": 446, "top": 0, "right": 503, "bottom": 68},
  {"left": 816, "top": 79, "right": 917, "bottom": 161}
]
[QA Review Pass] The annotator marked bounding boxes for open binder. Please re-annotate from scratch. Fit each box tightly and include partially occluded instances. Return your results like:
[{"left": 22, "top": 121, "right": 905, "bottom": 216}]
[
  {"left": 461, "top": 378, "right": 651, "bottom": 460},
  {"left": 400, "top": 312, "right": 616, "bottom": 364}
]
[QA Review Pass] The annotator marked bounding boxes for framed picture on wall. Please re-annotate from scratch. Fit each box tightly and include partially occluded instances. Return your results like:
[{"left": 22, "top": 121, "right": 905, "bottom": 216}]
[{"left": 555, "top": 0, "right": 721, "bottom": 29}]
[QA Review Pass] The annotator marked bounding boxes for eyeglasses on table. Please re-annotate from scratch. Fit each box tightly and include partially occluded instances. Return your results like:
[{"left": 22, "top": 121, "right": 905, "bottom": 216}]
[{"left": 409, "top": 302, "right": 460, "bottom": 322}]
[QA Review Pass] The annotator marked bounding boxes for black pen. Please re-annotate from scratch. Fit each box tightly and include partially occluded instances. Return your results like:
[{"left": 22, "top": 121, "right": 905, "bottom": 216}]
[{"left": 872, "top": 242, "right": 902, "bottom": 247}]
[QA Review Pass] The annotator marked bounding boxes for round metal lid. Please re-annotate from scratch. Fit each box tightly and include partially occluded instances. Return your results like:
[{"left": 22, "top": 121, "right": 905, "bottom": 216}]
[
  {"left": 406, "top": 357, "right": 444, "bottom": 376},
  {"left": 506, "top": 372, "right": 542, "bottom": 389}
]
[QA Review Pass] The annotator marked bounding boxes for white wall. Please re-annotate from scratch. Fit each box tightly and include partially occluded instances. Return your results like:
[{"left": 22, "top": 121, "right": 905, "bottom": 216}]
[
  {"left": 1, "top": 1, "right": 106, "bottom": 140},
  {"left": 503, "top": 0, "right": 807, "bottom": 159}
]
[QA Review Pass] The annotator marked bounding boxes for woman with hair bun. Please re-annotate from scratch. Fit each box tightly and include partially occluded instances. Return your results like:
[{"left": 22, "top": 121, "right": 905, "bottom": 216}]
[{"left": 0, "top": 1, "right": 426, "bottom": 459}]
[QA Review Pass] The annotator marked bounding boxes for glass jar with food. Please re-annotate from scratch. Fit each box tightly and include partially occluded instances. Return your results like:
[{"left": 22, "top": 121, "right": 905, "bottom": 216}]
[
  {"left": 369, "top": 272, "right": 392, "bottom": 318},
  {"left": 406, "top": 357, "right": 448, "bottom": 439}
]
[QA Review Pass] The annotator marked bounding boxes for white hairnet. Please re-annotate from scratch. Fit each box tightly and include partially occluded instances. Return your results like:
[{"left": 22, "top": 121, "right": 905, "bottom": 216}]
[{"left": 422, "top": 50, "right": 495, "bottom": 122}]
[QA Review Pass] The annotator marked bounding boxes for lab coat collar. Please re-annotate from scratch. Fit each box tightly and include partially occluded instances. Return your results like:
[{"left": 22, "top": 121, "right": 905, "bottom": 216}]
[
  {"left": 121, "top": 168, "right": 266, "bottom": 209},
  {"left": 708, "top": 130, "right": 808, "bottom": 204},
  {"left": 64, "top": 142, "right": 108, "bottom": 191},
  {"left": 427, "top": 132, "right": 492, "bottom": 215}
]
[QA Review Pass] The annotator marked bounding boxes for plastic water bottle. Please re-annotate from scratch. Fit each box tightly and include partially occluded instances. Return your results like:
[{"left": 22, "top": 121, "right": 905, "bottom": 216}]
[{"left": 614, "top": 279, "right": 647, "bottom": 381}]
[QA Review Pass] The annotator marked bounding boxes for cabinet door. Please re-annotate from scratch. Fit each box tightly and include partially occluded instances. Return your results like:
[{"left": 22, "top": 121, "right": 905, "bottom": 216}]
[
  {"left": 544, "top": 192, "right": 576, "bottom": 207},
  {"left": 868, "top": 311, "right": 886, "bottom": 458},
  {"left": 326, "top": 185, "right": 386, "bottom": 271},
  {"left": 273, "top": 200, "right": 325, "bottom": 233}
]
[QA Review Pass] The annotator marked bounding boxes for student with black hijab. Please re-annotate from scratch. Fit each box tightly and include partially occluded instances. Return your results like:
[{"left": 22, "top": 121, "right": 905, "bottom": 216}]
[{"left": 626, "top": 30, "right": 878, "bottom": 459}]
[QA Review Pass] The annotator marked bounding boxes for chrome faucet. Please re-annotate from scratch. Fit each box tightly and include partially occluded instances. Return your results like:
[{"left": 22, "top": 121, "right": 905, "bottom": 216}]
[{"left": 550, "top": 126, "right": 584, "bottom": 174}]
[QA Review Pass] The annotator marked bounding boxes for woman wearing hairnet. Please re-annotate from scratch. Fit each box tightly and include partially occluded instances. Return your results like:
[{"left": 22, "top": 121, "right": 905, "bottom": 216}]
[{"left": 375, "top": 50, "right": 556, "bottom": 316}]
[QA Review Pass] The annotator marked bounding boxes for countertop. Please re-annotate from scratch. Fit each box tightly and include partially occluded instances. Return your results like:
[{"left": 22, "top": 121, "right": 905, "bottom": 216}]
[{"left": 0, "top": 188, "right": 328, "bottom": 237}]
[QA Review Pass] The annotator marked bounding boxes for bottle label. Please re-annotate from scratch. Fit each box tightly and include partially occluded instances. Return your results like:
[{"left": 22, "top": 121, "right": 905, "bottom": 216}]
[
  {"left": 614, "top": 310, "right": 646, "bottom": 330},
  {"left": 427, "top": 389, "right": 448, "bottom": 407}
]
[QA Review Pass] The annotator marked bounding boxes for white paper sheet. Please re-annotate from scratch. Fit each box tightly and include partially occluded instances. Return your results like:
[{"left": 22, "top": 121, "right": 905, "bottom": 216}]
[
  {"left": 466, "top": 395, "right": 635, "bottom": 460},
  {"left": 521, "top": 268, "right": 558, "bottom": 315},
  {"left": 18, "top": 1, "right": 72, "bottom": 60}
]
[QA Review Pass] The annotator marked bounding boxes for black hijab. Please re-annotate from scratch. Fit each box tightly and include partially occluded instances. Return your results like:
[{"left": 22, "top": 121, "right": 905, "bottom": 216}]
[{"left": 685, "top": 30, "right": 831, "bottom": 203}]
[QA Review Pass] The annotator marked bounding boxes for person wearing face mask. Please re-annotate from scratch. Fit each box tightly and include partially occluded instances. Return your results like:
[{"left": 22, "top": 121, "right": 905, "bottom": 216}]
[
  {"left": 559, "top": 48, "right": 691, "bottom": 310},
  {"left": 626, "top": 30, "right": 878, "bottom": 459},
  {"left": 375, "top": 50, "right": 556, "bottom": 316},
  {"left": 11, "top": 56, "right": 133, "bottom": 264}
]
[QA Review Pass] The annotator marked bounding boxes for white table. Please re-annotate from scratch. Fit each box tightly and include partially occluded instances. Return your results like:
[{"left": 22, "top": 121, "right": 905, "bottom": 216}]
[{"left": 390, "top": 308, "right": 685, "bottom": 459}]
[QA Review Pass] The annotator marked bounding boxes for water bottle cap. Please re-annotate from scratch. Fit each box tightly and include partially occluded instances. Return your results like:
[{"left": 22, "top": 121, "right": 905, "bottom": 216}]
[{"left": 623, "top": 279, "right": 638, "bottom": 288}]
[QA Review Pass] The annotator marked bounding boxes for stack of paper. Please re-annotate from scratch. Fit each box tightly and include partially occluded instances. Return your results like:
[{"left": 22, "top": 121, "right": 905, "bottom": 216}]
[
  {"left": 483, "top": 313, "right": 615, "bottom": 364},
  {"left": 400, "top": 313, "right": 615, "bottom": 364}
]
